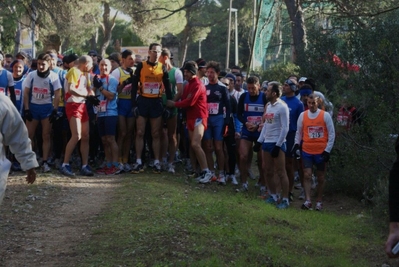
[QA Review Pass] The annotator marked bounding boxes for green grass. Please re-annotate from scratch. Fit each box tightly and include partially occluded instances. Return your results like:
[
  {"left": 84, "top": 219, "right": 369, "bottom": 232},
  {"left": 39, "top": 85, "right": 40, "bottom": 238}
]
[{"left": 77, "top": 171, "right": 385, "bottom": 267}]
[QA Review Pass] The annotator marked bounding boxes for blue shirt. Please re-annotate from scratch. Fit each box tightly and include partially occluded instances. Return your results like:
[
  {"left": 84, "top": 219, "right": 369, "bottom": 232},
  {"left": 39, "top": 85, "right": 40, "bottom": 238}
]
[
  {"left": 97, "top": 75, "right": 118, "bottom": 117},
  {"left": 281, "top": 95, "right": 304, "bottom": 132}
]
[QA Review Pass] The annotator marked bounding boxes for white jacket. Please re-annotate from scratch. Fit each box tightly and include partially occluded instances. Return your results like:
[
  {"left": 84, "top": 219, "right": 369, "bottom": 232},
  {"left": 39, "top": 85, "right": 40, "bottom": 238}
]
[{"left": 0, "top": 94, "right": 39, "bottom": 204}]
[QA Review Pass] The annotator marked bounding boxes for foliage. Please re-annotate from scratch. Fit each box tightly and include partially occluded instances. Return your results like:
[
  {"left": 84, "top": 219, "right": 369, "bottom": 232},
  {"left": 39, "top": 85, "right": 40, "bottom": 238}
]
[{"left": 258, "top": 62, "right": 301, "bottom": 83}]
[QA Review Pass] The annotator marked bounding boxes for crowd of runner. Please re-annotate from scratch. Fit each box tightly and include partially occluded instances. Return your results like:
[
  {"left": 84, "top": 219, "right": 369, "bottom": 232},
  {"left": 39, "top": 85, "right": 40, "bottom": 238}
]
[{"left": 0, "top": 43, "right": 364, "bottom": 210}]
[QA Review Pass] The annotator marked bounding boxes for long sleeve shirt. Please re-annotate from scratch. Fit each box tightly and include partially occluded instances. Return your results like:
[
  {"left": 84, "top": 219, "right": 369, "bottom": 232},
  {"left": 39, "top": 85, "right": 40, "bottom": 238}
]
[{"left": 174, "top": 77, "right": 208, "bottom": 120}]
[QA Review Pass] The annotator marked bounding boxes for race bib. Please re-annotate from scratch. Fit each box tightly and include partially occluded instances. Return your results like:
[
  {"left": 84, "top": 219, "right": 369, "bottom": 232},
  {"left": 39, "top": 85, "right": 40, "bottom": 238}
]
[
  {"left": 264, "top": 113, "right": 274, "bottom": 124},
  {"left": 121, "top": 84, "right": 132, "bottom": 95},
  {"left": 207, "top": 103, "right": 220, "bottom": 115},
  {"left": 33, "top": 87, "right": 49, "bottom": 99},
  {"left": 143, "top": 82, "right": 160, "bottom": 95},
  {"left": 0, "top": 87, "right": 5, "bottom": 94},
  {"left": 247, "top": 116, "right": 262, "bottom": 125},
  {"left": 14, "top": 89, "right": 21, "bottom": 101},
  {"left": 337, "top": 115, "right": 348, "bottom": 126},
  {"left": 99, "top": 100, "right": 107, "bottom": 112},
  {"left": 308, "top": 126, "right": 324, "bottom": 138}
]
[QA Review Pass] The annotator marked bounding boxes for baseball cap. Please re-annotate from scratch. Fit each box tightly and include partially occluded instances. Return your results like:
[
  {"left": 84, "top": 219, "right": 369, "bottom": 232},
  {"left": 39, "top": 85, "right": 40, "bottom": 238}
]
[
  {"left": 16, "top": 51, "right": 28, "bottom": 60},
  {"left": 299, "top": 77, "right": 307, "bottom": 83},
  {"left": 196, "top": 58, "right": 206, "bottom": 69},
  {"left": 88, "top": 50, "right": 98, "bottom": 57},
  {"left": 225, "top": 73, "right": 236, "bottom": 84}
]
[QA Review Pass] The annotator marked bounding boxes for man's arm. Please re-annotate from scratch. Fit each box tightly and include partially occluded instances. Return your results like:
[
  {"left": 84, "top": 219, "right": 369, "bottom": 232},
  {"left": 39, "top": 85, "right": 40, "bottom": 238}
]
[
  {"left": 294, "top": 112, "right": 304, "bottom": 145},
  {"left": 276, "top": 104, "right": 289, "bottom": 147},
  {"left": 131, "top": 63, "right": 142, "bottom": 106},
  {"left": 324, "top": 112, "right": 335, "bottom": 153}
]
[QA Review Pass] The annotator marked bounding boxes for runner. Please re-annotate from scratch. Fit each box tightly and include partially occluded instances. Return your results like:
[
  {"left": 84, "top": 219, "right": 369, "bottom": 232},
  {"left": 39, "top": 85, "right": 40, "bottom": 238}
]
[
  {"left": 201, "top": 61, "right": 231, "bottom": 184},
  {"left": 23, "top": 53, "right": 62, "bottom": 173},
  {"left": 59, "top": 55, "right": 96, "bottom": 177},
  {"left": 159, "top": 48, "right": 183, "bottom": 174},
  {"left": 93, "top": 59, "right": 120, "bottom": 175},
  {"left": 258, "top": 83, "right": 290, "bottom": 209},
  {"left": 294, "top": 93, "right": 335, "bottom": 211},
  {"left": 130, "top": 43, "right": 173, "bottom": 174},
  {"left": 0, "top": 51, "right": 16, "bottom": 106},
  {"left": 110, "top": 49, "right": 135, "bottom": 173},
  {"left": 166, "top": 61, "right": 213, "bottom": 182}
]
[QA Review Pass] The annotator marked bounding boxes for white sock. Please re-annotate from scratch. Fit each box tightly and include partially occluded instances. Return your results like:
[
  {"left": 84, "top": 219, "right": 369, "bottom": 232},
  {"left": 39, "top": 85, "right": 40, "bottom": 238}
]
[{"left": 136, "top": 159, "right": 142, "bottom": 165}]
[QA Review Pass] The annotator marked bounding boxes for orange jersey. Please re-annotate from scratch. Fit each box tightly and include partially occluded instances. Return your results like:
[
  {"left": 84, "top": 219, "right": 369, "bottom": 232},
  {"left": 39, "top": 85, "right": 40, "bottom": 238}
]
[{"left": 302, "top": 110, "right": 328, "bottom": 154}]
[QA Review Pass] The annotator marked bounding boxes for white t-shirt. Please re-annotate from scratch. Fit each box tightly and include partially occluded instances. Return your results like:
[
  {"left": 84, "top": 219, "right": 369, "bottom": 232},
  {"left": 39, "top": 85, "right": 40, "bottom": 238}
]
[{"left": 24, "top": 71, "right": 61, "bottom": 105}]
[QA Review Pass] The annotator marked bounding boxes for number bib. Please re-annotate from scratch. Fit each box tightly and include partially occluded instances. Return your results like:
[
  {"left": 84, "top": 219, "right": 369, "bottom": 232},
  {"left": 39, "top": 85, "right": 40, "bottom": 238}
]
[
  {"left": 264, "top": 113, "right": 274, "bottom": 124},
  {"left": 143, "top": 82, "right": 160, "bottom": 95},
  {"left": 121, "top": 84, "right": 132, "bottom": 95},
  {"left": 207, "top": 103, "right": 220, "bottom": 114},
  {"left": 99, "top": 100, "right": 107, "bottom": 112},
  {"left": 15, "top": 89, "right": 21, "bottom": 101},
  {"left": 308, "top": 126, "right": 324, "bottom": 138},
  {"left": 247, "top": 116, "right": 262, "bottom": 125},
  {"left": 0, "top": 87, "right": 5, "bottom": 94},
  {"left": 33, "top": 87, "right": 49, "bottom": 99}
]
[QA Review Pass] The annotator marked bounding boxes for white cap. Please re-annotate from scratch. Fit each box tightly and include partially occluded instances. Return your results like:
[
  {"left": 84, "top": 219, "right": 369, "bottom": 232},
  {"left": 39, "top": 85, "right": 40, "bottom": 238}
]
[{"left": 299, "top": 77, "right": 307, "bottom": 83}]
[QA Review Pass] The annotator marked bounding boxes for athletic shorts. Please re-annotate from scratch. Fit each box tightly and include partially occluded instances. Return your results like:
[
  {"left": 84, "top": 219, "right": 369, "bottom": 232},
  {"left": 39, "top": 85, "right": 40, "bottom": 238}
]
[
  {"left": 97, "top": 116, "right": 118, "bottom": 137},
  {"left": 301, "top": 151, "right": 326, "bottom": 171},
  {"left": 30, "top": 103, "right": 53, "bottom": 121},
  {"left": 241, "top": 129, "right": 260, "bottom": 143},
  {"left": 186, "top": 117, "right": 208, "bottom": 132},
  {"left": 285, "top": 131, "right": 296, "bottom": 158},
  {"left": 262, "top": 142, "right": 287, "bottom": 154},
  {"left": 118, "top": 99, "right": 133, "bottom": 118},
  {"left": 137, "top": 96, "right": 163, "bottom": 118},
  {"left": 66, "top": 102, "right": 89, "bottom": 122},
  {"left": 203, "top": 114, "right": 224, "bottom": 141}
]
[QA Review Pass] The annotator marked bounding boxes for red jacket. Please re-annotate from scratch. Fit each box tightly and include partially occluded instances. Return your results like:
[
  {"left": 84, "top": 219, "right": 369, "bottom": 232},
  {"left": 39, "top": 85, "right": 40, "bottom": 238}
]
[{"left": 175, "top": 76, "right": 208, "bottom": 120}]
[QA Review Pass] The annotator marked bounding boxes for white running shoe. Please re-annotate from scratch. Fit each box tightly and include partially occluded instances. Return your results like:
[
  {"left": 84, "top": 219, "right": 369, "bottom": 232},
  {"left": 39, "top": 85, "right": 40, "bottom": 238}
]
[
  {"left": 248, "top": 169, "right": 256, "bottom": 180},
  {"left": 230, "top": 174, "right": 238, "bottom": 185},
  {"left": 42, "top": 162, "right": 51, "bottom": 173},
  {"left": 167, "top": 163, "right": 175, "bottom": 174},
  {"left": 217, "top": 174, "right": 226, "bottom": 185},
  {"left": 123, "top": 163, "right": 132, "bottom": 172},
  {"left": 199, "top": 171, "right": 213, "bottom": 184}
]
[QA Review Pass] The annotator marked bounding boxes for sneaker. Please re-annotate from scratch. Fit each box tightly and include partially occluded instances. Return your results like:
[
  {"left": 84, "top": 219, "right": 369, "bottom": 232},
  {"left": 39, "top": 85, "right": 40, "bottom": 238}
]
[
  {"left": 315, "top": 201, "right": 323, "bottom": 211},
  {"left": 298, "top": 189, "right": 305, "bottom": 200},
  {"left": 96, "top": 166, "right": 108, "bottom": 175},
  {"left": 230, "top": 175, "right": 238, "bottom": 185},
  {"left": 289, "top": 192, "right": 294, "bottom": 202},
  {"left": 217, "top": 174, "right": 226, "bottom": 185},
  {"left": 153, "top": 162, "right": 162, "bottom": 174},
  {"left": 60, "top": 165, "right": 75, "bottom": 177},
  {"left": 131, "top": 163, "right": 144, "bottom": 174},
  {"left": 210, "top": 172, "right": 217, "bottom": 182},
  {"left": 294, "top": 182, "right": 302, "bottom": 189},
  {"left": 42, "top": 162, "right": 51, "bottom": 173},
  {"left": 105, "top": 166, "right": 119, "bottom": 175},
  {"left": 248, "top": 169, "right": 256, "bottom": 180},
  {"left": 277, "top": 199, "right": 290, "bottom": 209},
  {"left": 117, "top": 163, "right": 125, "bottom": 173},
  {"left": 123, "top": 163, "right": 132, "bottom": 172},
  {"left": 235, "top": 184, "right": 248, "bottom": 193},
  {"left": 80, "top": 165, "right": 94, "bottom": 176},
  {"left": 167, "top": 163, "right": 175, "bottom": 174},
  {"left": 11, "top": 162, "right": 22, "bottom": 171},
  {"left": 301, "top": 200, "right": 313, "bottom": 210},
  {"left": 199, "top": 171, "right": 213, "bottom": 184},
  {"left": 265, "top": 196, "right": 277, "bottom": 204},
  {"left": 148, "top": 159, "right": 155, "bottom": 168},
  {"left": 47, "top": 157, "right": 55, "bottom": 166},
  {"left": 259, "top": 188, "right": 267, "bottom": 199}
]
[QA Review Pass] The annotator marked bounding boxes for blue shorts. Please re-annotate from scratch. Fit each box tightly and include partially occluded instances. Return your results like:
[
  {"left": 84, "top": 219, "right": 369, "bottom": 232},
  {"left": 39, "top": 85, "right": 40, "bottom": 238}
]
[
  {"left": 262, "top": 142, "right": 287, "bottom": 154},
  {"left": 203, "top": 114, "right": 224, "bottom": 141},
  {"left": 97, "top": 116, "right": 118, "bottom": 137},
  {"left": 285, "top": 131, "right": 296, "bottom": 158},
  {"left": 118, "top": 99, "right": 133, "bottom": 118},
  {"left": 30, "top": 103, "right": 53, "bottom": 121},
  {"left": 241, "top": 129, "right": 260, "bottom": 143},
  {"left": 301, "top": 151, "right": 326, "bottom": 171}
]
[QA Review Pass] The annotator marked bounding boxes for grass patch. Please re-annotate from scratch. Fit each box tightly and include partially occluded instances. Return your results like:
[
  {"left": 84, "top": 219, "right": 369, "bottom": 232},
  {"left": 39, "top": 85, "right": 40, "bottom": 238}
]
[{"left": 78, "top": 170, "right": 385, "bottom": 267}]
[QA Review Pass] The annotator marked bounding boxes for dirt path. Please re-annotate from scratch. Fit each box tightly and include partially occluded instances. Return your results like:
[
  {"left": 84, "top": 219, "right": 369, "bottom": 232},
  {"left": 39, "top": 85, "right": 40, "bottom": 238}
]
[{"left": 0, "top": 171, "right": 121, "bottom": 267}]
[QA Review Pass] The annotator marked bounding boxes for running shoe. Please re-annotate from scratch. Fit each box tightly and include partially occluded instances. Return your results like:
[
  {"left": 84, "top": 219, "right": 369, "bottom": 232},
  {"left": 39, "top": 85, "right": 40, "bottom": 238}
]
[
  {"left": 131, "top": 163, "right": 144, "bottom": 174},
  {"left": 80, "top": 165, "right": 94, "bottom": 176},
  {"left": 315, "top": 201, "right": 323, "bottom": 211},
  {"left": 11, "top": 162, "right": 22, "bottom": 171},
  {"left": 259, "top": 188, "right": 267, "bottom": 199},
  {"left": 301, "top": 200, "right": 313, "bottom": 210},
  {"left": 298, "top": 189, "right": 305, "bottom": 200},
  {"left": 265, "top": 196, "right": 277, "bottom": 204},
  {"left": 96, "top": 166, "right": 108, "bottom": 175},
  {"left": 167, "top": 163, "right": 175, "bottom": 174},
  {"left": 117, "top": 163, "right": 125, "bottom": 173},
  {"left": 60, "top": 165, "right": 75, "bottom": 177},
  {"left": 153, "top": 162, "right": 162, "bottom": 174},
  {"left": 105, "top": 166, "right": 119, "bottom": 175},
  {"left": 289, "top": 192, "right": 294, "bottom": 202},
  {"left": 248, "top": 169, "right": 256, "bottom": 180},
  {"left": 230, "top": 175, "right": 238, "bottom": 185},
  {"left": 123, "top": 163, "right": 132, "bottom": 172},
  {"left": 42, "top": 162, "right": 51, "bottom": 173},
  {"left": 217, "top": 174, "right": 226, "bottom": 185},
  {"left": 210, "top": 172, "right": 217, "bottom": 182},
  {"left": 199, "top": 171, "right": 213, "bottom": 184},
  {"left": 235, "top": 184, "right": 248, "bottom": 193},
  {"left": 277, "top": 199, "right": 290, "bottom": 209}
]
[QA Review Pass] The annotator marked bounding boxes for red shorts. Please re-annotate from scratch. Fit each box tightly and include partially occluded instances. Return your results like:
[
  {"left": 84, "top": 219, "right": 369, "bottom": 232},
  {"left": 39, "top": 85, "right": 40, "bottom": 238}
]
[
  {"left": 186, "top": 117, "right": 207, "bottom": 131},
  {"left": 66, "top": 102, "right": 89, "bottom": 122}
]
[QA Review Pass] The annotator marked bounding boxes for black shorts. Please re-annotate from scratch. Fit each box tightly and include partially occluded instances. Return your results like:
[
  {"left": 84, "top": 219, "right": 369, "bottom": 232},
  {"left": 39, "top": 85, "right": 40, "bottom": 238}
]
[
  {"left": 285, "top": 131, "right": 296, "bottom": 158},
  {"left": 137, "top": 95, "right": 163, "bottom": 118}
]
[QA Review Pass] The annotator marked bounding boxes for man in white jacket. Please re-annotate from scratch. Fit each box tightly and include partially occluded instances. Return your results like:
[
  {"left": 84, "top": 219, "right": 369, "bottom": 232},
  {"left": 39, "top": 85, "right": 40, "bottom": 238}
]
[{"left": 0, "top": 93, "right": 38, "bottom": 205}]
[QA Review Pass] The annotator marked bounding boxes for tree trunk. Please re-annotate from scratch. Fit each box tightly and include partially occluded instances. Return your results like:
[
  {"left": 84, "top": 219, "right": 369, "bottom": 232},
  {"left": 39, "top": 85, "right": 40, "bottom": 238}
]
[
  {"left": 14, "top": 21, "right": 21, "bottom": 56},
  {"left": 99, "top": 2, "right": 117, "bottom": 57},
  {"left": 284, "top": 0, "right": 307, "bottom": 64}
]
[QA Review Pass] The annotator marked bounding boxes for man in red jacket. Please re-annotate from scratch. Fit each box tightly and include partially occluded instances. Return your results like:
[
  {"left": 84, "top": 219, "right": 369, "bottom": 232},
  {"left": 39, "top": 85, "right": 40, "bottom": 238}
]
[{"left": 166, "top": 61, "right": 213, "bottom": 182}]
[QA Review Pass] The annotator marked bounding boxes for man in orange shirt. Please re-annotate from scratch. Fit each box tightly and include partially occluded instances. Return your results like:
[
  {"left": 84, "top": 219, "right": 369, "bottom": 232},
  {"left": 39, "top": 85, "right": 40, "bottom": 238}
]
[{"left": 293, "top": 93, "right": 335, "bottom": 211}]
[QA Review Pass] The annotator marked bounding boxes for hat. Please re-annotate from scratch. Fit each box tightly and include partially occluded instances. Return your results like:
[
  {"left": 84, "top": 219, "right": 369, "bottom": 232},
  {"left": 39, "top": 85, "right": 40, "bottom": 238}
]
[
  {"left": 299, "top": 77, "right": 307, "bottom": 83},
  {"left": 16, "top": 51, "right": 28, "bottom": 60},
  {"left": 88, "top": 50, "right": 98, "bottom": 57},
  {"left": 285, "top": 78, "right": 297, "bottom": 91},
  {"left": 195, "top": 58, "right": 206, "bottom": 69},
  {"left": 225, "top": 73, "right": 236, "bottom": 84},
  {"left": 107, "top": 53, "right": 121, "bottom": 65},
  {"left": 63, "top": 54, "right": 79, "bottom": 64},
  {"left": 183, "top": 61, "right": 198, "bottom": 75}
]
